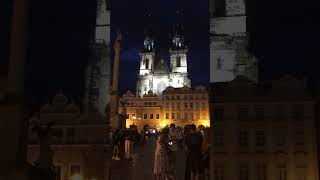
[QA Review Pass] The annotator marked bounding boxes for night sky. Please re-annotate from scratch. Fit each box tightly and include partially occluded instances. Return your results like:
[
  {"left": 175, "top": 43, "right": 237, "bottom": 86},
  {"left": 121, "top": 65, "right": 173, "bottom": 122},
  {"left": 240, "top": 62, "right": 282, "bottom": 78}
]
[{"left": 1, "top": 0, "right": 320, "bottom": 106}]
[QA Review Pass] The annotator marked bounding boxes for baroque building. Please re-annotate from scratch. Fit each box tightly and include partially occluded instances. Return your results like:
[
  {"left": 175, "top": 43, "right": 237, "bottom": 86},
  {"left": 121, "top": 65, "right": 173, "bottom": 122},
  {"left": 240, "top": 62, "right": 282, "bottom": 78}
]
[
  {"left": 136, "top": 20, "right": 191, "bottom": 97},
  {"left": 209, "top": 76, "right": 319, "bottom": 180},
  {"left": 120, "top": 86, "right": 210, "bottom": 131},
  {"left": 27, "top": 92, "right": 111, "bottom": 180},
  {"left": 210, "top": 0, "right": 258, "bottom": 83}
]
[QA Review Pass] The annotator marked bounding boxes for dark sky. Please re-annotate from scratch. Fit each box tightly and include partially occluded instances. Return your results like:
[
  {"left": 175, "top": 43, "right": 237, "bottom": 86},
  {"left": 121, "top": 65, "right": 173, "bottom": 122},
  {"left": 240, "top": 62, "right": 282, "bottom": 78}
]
[{"left": 1, "top": 0, "right": 320, "bottom": 105}]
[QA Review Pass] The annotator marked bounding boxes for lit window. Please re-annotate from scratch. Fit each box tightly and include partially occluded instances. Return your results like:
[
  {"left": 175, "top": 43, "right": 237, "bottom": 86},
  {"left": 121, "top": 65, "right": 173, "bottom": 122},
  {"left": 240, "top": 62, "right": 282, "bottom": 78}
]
[
  {"left": 131, "top": 114, "right": 136, "bottom": 118},
  {"left": 144, "top": 114, "right": 148, "bottom": 119},
  {"left": 156, "top": 114, "right": 160, "bottom": 119},
  {"left": 202, "top": 102, "right": 206, "bottom": 109},
  {"left": 150, "top": 114, "right": 154, "bottom": 119},
  {"left": 144, "top": 86, "right": 147, "bottom": 91},
  {"left": 166, "top": 113, "right": 169, "bottom": 119},
  {"left": 202, "top": 113, "right": 206, "bottom": 119},
  {"left": 172, "top": 113, "right": 175, "bottom": 119}
]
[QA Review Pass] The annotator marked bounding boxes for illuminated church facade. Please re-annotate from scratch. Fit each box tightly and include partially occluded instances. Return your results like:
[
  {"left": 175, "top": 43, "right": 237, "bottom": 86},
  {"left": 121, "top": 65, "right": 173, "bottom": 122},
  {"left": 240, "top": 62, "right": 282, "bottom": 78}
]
[{"left": 136, "top": 22, "right": 191, "bottom": 97}]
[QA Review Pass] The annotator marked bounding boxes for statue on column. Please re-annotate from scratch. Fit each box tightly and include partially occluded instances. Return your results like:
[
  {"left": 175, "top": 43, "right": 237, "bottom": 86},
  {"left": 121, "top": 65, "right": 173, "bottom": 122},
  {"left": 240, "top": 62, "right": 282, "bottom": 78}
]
[{"left": 119, "top": 100, "right": 127, "bottom": 129}]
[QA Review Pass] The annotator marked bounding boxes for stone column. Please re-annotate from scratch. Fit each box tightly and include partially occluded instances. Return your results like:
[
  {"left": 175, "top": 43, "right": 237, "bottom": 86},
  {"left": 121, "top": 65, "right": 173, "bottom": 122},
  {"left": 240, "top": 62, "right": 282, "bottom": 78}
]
[
  {"left": 110, "top": 32, "right": 121, "bottom": 129},
  {"left": 0, "top": 0, "right": 29, "bottom": 178}
]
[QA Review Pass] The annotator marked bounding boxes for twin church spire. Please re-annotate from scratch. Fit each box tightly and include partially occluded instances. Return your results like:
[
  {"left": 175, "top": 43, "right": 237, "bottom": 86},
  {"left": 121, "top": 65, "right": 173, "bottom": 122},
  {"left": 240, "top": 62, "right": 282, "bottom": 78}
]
[
  {"left": 137, "top": 10, "right": 191, "bottom": 97},
  {"left": 142, "top": 11, "right": 186, "bottom": 52}
]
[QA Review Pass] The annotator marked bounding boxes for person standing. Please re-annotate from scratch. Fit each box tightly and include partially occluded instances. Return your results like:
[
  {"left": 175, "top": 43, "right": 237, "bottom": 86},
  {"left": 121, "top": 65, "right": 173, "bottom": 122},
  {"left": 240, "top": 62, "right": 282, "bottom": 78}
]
[
  {"left": 124, "top": 129, "right": 131, "bottom": 160},
  {"left": 185, "top": 124, "right": 203, "bottom": 180},
  {"left": 112, "top": 129, "right": 120, "bottom": 160},
  {"left": 168, "top": 124, "right": 178, "bottom": 179},
  {"left": 154, "top": 133, "right": 170, "bottom": 180}
]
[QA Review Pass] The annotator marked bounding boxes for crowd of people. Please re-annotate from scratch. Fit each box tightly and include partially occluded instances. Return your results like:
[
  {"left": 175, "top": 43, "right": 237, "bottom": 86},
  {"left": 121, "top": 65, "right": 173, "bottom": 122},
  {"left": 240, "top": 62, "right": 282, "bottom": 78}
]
[
  {"left": 111, "top": 124, "right": 210, "bottom": 180},
  {"left": 154, "top": 124, "right": 210, "bottom": 180}
]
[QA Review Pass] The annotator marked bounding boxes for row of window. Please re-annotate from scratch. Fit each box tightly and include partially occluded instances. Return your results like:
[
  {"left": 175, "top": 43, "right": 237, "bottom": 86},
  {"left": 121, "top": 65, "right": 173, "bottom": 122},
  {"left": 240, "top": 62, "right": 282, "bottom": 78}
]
[
  {"left": 213, "top": 129, "right": 305, "bottom": 147},
  {"left": 164, "top": 94, "right": 207, "bottom": 100},
  {"left": 127, "top": 112, "right": 207, "bottom": 120},
  {"left": 213, "top": 104, "right": 305, "bottom": 122},
  {"left": 165, "top": 112, "right": 206, "bottom": 120},
  {"left": 165, "top": 102, "right": 207, "bottom": 109},
  {"left": 214, "top": 162, "right": 304, "bottom": 180}
]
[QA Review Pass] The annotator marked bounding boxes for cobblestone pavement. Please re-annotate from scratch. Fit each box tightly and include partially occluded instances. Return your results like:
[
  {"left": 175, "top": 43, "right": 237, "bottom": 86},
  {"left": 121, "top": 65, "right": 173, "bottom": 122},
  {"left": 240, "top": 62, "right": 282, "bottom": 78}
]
[{"left": 131, "top": 137, "right": 187, "bottom": 180}]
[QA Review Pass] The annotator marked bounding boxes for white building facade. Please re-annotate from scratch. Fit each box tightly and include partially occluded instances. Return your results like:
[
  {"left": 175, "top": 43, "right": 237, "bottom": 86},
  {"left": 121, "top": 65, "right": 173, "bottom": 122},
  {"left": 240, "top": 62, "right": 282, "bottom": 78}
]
[
  {"left": 136, "top": 24, "right": 191, "bottom": 97},
  {"left": 210, "top": 0, "right": 258, "bottom": 83}
]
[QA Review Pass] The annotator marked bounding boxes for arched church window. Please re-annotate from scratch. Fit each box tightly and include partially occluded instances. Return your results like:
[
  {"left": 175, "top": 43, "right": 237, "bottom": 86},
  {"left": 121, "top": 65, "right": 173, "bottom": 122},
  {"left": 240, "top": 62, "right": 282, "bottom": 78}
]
[
  {"left": 176, "top": 57, "right": 181, "bottom": 67},
  {"left": 217, "top": 57, "right": 223, "bottom": 70},
  {"left": 145, "top": 59, "right": 149, "bottom": 69}
]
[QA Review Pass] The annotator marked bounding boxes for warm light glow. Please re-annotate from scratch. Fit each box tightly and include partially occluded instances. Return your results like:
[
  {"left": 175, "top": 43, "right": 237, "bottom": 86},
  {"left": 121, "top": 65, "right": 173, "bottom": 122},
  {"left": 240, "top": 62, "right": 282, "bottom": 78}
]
[
  {"left": 126, "top": 119, "right": 133, "bottom": 128},
  {"left": 71, "top": 174, "right": 82, "bottom": 180},
  {"left": 200, "top": 119, "right": 210, "bottom": 127},
  {"left": 159, "top": 119, "right": 170, "bottom": 128}
]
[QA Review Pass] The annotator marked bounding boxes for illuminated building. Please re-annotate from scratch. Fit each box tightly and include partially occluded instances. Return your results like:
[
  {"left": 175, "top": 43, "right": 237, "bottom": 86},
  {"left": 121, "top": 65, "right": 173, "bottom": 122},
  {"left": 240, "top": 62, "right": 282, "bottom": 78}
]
[
  {"left": 209, "top": 76, "right": 319, "bottom": 180},
  {"left": 120, "top": 86, "right": 210, "bottom": 130},
  {"left": 136, "top": 15, "right": 191, "bottom": 97}
]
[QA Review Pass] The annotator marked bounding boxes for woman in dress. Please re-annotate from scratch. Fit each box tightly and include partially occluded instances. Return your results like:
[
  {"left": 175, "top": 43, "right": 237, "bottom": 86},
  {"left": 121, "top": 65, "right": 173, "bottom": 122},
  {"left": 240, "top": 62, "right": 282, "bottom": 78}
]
[{"left": 154, "top": 133, "right": 170, "bottom": 180}]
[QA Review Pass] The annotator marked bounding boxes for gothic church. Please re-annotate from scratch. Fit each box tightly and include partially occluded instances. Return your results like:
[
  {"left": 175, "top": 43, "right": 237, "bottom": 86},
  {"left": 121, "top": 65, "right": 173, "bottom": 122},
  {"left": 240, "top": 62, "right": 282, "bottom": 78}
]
[{"left": 136, "top": 21, "right": 191, "bottom": 97}]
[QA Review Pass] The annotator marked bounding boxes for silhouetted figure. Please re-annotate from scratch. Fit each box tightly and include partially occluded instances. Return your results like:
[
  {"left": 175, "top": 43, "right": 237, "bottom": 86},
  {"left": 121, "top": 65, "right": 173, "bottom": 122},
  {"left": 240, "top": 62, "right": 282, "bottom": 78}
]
[{"left": 185, "top": 124, "right": 203, "bottom": 180}]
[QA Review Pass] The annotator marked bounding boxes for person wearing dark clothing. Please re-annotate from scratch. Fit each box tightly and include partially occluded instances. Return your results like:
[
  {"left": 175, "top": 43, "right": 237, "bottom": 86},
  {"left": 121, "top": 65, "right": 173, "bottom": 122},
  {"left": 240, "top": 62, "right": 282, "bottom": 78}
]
[
  {"left": 185, "top": 124, "right": 203, "bottom": 180},
  {"left": 112, "top": 129, "right": 121, "bottom": 160}
]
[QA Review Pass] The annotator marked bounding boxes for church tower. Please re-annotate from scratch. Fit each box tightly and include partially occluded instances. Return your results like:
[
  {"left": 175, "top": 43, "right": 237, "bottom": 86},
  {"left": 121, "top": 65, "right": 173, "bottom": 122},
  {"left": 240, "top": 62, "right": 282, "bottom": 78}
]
[
  {"left": 139, "top": 24, "right": 155, "bottom": 76},
  {"left": 136, "top": 15, "right": 156, "bottom": 97},
  {"left": 169, "top": 11, "right": 191, "bottom": 88},
  {"left": 210, "top": 0, "right": 258, "bottom": 82},
  {"left": 83, "top": 0, "right": 110, "bottom": 115}
]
